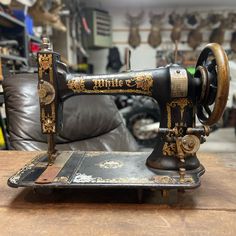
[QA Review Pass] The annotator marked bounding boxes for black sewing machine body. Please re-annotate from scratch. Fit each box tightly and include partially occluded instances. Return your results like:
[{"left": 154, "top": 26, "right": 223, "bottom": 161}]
[{"left": 8, "top": 39, "right": 229, "bottom": 193}]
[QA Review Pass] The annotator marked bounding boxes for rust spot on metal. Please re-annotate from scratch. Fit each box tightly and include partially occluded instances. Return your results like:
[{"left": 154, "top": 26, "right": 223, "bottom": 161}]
[
  {"left": 35, "top": 151, "right": 73, "bottom": 184},
  {"left": 35, "top": 165, "right": 62, "bottom": 184}
]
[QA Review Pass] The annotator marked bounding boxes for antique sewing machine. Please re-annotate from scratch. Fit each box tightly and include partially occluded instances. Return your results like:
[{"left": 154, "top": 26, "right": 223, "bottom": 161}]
[{"left": 8, "top": 38, "right": 229, "bottom": 194}]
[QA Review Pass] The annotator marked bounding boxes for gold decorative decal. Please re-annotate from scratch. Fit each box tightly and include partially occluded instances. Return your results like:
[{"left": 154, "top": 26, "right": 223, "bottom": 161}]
[
  {"left": 42, "top": 115, "right": 55, "bottom": 133},
  {"left": 67, "top": 72, "right": 153, "bottom": 96},
  {"left": 68, "top": 79, "right": 85, "bottom": 93},
  {"left": 93, "top": 78, "right": 124, "bottom": 90},
  {"left": 98, "top": 160, "right": 123, "bottom": 169},
  {"left": 166, "top": 98, "right": 193, "bottom": 128},
  {"left": 41, "top": 105, "right": 56, "bottom": 133},
  {"left": 126, "top": 72, "right": 153, "bottom": 93},
  {"left": 162, "top": 142, "right": 177, "bottom": 156},
  {"left": 38, "top": 54, "right": 52, "bottom": 79}
]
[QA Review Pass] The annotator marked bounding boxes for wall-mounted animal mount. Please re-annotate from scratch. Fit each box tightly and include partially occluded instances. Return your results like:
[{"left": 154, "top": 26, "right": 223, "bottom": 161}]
[
  {"left": 147, "top": 12, "right": 165, "bottom": 48},
  {"left": 208, "top": 13, "right": 222, "bottom": 25},
  {"left": 169, "top": 12, "right": 185, "bottom": 44},
  {"left": 231, "top": 32, "right": 236, "bottom": 52},
  {"left": 209, "top": 13, "right": 232, "bottom": 45},
  {"left": 185, "top": 12, "right": 198, "bottom": 27},
  {"left": 126, "top": 11, "right": 144, "bottom": 49},
  {"left": 29, "top": 0, "right": 66, "bottom": 32},
  {"left": 229, "top": 13, "right": 236, "bottom": 52},
  {"left": 187, "top": 15, "right": 208, "bottom": 50}
]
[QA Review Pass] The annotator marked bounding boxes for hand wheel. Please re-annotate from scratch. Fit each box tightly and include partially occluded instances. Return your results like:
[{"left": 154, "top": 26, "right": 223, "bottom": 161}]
[{"left": 194, "top": 43, "right": 229, "bottom": 126}]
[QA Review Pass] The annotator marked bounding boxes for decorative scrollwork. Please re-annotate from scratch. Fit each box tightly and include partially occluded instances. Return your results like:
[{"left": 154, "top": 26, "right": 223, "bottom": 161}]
[
  {"left": 41, "top": 105, "right": 56, "bottom": 133},
  {"left": 67, "top": 79, "right": 85, "bottom": 93},
  {"left": 152, "top": 175, "right": 177, "bottom": 184},
  {"left": 166, "top": 98, "right": 193, "bottom": 128},
  {"left": 98, "top": 160, "right": 123, "bottom": 169},
  {"left": 126, "top": 72, "right": 153, "bottom": 94},
  {"left": 162, "top": 142, "right": 177, "bottom": 156},
  {"left": 38, "top": 54, "right": 52, "bottom": 79}
]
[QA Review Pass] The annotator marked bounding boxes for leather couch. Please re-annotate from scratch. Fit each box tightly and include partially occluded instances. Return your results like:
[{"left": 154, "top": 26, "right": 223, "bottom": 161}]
[{"left": 3, "top": 73, "right": 138, "bottom": 151}]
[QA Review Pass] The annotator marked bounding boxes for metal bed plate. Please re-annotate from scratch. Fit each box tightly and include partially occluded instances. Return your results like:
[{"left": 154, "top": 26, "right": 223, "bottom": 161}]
[{"left": 8, "top": 151, "right": 205, "bottom": 189}]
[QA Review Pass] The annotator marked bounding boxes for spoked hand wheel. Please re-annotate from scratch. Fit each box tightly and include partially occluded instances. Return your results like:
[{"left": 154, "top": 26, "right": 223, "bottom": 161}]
[{"left": 194, "top": 43, "right": 229, "bottom": 126}]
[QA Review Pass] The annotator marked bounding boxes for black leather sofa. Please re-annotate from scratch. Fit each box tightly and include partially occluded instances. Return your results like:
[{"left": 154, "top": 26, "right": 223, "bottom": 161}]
[{"left": 3, "top": 73, "right": 138, "bottom": 151}]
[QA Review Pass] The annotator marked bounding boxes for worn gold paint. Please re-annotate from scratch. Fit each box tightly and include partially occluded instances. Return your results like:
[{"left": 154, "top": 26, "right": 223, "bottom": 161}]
[
  {"left": 73, "top": 173, "right": 184, "bottom": 184},
  {"left": 68, "top": 79, "right": 85, "bottom": 92},
  {"left": 162, "top": 142, "right": 177, "bottom": 156},
  {"left": 181, "top": 176, "right": 194, "bottom": 184},
  {"left": 73, "top": 173, "right": 154, "bottom": 184},
  {"left": 54, "top": 176, "right": 69, "bottom": 183},
  {"left": 41, "top": 102, "right": 56, "bottom": 133},
  {"left": 152, "top": 175, "right": 177, "bottom": 184},
  {"left": 38, "top": 54, "right": 52, "bottom": 72},
  {"left": 126, "top": 72, "right": 153, "bottom": 92}
]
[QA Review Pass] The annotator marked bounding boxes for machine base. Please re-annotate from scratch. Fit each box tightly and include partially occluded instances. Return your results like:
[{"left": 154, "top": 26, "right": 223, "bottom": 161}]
[{"left": 8, "top": 151, "right": 205, "bottom": 190}]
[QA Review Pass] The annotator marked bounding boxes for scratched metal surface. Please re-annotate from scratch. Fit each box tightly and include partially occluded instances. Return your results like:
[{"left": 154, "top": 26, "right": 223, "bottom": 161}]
[{"left": 8, "top": 151, "right": 204, "bottom": 189}]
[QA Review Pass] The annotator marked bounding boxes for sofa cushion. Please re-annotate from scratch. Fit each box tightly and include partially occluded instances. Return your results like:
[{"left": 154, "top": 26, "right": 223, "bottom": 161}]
[{"left": 3, "top": 73, "right": 138, "bottom": 151}]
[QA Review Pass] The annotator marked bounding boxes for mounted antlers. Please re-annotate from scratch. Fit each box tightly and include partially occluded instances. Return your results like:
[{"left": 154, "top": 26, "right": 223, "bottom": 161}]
[
  {"left": 147, "top": 12, "right": 165, "bottom": 48},
  {"left": 126, "top": 11, "right": 144, "bottom": 49}
]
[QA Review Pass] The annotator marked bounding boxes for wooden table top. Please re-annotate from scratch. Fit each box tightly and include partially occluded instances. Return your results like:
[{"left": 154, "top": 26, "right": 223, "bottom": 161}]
[{"left": 0, "top": 151, "right": 236, "bottom": 236}]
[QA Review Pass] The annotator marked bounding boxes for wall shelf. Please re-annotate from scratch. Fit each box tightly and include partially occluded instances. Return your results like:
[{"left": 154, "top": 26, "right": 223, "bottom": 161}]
[{"left": 0, "top": 11, "right": 25, "bottom": 28}]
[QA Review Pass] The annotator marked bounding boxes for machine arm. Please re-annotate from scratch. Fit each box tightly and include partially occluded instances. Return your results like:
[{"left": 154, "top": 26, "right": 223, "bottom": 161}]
[{"left": 58, "top": 66, "right": 196, "bottom": 102}]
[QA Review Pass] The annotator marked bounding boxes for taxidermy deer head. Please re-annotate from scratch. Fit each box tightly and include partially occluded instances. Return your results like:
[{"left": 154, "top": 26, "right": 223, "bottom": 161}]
[
  {"left": 209, "top": 13, "right": 232, "bottom": 44},
  {"left": 169, "top": 12, "right": 185, "bottom": 43},
  {"left": 187, "top": 15, "right": 208, "bottom": 50},
  {"left": 126, "top": 11, "right": 144, "bottom": 49},
  {"left": 231, "top": 32, "right": 236, "bottom": 52},
  {"left": 147, "top": 12, "right": 165, "bottom": 48},
  {"left": 185, "top": 12, "right": 198, "bottom": 26},
  {"left": 29, "top": 0, "right": 66, "bottom": 32},
  {"left": 229, "top": 13, "right": 236, "bottom": 52}
]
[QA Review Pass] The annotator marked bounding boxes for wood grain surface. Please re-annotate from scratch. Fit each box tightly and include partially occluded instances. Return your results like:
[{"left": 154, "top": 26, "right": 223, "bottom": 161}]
[{"left": 0, "top": 151, "right": 236, "bottom": 236}]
